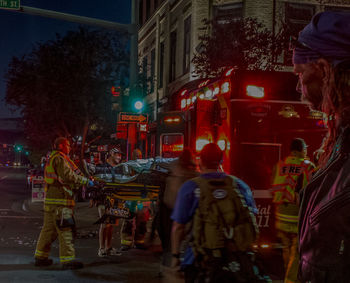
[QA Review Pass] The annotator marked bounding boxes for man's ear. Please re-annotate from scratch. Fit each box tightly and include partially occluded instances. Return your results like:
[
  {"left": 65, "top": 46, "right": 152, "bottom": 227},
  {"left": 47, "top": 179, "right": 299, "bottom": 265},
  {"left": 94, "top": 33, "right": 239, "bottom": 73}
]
[{"left": 317, "top": 58, "right": 332, "bottom": 84}]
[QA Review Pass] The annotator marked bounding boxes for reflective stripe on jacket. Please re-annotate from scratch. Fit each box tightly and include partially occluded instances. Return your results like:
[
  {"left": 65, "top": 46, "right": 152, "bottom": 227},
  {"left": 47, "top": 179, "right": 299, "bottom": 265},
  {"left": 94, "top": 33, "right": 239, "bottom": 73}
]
[
  {"left": 44, "top": 150, "right": 88, "bottom": 207},
  {"left": 271, "top": 153, "right": 315, "bottom": 204},
  {"left": 44, "top": 151, "right": 83, "bottom": 184}
]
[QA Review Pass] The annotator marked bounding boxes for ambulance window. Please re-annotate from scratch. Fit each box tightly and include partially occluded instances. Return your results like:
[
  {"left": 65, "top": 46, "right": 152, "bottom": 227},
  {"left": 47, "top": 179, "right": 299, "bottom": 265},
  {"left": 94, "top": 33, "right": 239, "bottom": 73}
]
[{"left": 161, "top": 134, "right": 184, "bottom": 158}]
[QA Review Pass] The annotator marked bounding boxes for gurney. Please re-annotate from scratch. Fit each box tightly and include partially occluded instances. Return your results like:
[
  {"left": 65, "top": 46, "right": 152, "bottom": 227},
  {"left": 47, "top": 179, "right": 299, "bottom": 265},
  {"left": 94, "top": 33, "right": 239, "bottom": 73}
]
[{"left": 86, "top": 157, "right": 175, "bottom": 222}]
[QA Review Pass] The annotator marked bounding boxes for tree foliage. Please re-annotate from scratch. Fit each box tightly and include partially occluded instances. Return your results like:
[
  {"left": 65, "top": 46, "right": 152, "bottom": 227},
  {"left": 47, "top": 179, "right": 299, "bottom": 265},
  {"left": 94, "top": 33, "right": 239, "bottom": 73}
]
[
  {"left": 5, "top": 27, "right": 129, "bottom": 153},
  {"left": 192, "top": 17, "right": 287, "bottom": 78}
]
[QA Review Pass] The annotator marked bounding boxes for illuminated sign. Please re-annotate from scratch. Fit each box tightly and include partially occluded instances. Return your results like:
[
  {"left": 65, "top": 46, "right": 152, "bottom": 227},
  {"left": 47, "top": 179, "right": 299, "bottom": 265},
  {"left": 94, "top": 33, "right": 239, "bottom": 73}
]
[{"left": 119, "top": 112, "right": 148, "bottom": 123}]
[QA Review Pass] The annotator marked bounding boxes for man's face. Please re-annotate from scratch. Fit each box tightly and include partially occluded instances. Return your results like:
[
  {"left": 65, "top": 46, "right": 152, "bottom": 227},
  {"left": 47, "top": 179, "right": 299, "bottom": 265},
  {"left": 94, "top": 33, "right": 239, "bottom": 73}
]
[
  {"left": 293, "top": 62, "right": 324, "bottom": 111},
  {"left": 59, "top": 140, "right": 71, "bottom": 155},
  {"left": 110, "top": 152, "right": 122, "bottom": 164}
]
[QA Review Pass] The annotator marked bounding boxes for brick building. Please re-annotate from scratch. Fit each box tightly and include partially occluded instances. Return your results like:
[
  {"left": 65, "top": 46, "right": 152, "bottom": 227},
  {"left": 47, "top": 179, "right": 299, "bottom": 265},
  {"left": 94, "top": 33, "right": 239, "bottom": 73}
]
[{"left": 137, "top": 0, "right": 350, "bottom": 122}]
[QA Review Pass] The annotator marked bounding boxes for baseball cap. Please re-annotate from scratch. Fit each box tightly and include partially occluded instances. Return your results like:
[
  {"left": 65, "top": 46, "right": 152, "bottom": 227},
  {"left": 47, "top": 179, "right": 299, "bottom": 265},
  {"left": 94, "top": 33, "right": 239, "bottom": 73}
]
[
  {"left": 109, "top": 147, "right": 122, "bottom": 155},
  {"left": 292, "top": 11, "right": 350, "bottom": 66},
  {"left": 200, "top": 143, "right": 223, "bottom": 169}
]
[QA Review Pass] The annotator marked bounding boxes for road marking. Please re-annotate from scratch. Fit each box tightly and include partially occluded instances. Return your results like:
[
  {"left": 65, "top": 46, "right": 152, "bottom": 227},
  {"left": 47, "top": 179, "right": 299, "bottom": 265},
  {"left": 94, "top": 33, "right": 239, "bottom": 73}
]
[
  {"left": 0, "top": 209, "right": 11, "bottom": 211},
  {"left": 0, "top": 215, "right": 41, "bottom": 219},
  {"left": 0, "top": 175, "right": 8, "bottom": 180}
]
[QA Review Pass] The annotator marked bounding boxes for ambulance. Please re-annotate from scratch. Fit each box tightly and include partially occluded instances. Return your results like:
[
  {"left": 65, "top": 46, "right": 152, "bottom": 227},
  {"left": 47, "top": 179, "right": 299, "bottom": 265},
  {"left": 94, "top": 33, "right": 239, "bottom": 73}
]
[{"left": 148, "top": 69, "right": 326, "bottom": 272}]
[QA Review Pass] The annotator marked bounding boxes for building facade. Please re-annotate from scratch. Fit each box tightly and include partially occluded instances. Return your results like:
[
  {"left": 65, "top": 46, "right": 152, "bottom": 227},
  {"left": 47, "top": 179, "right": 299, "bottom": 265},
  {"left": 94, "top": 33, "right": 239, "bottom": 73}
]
[{"left": 138, "top": 0, "right": 350, "bottom": 122}]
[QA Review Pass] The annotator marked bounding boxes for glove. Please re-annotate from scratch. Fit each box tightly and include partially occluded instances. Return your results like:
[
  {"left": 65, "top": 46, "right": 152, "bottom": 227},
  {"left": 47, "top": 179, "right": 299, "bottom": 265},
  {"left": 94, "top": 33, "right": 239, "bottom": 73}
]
[{"left": 87, "top": 180, "right": 95, "bottom": 188}]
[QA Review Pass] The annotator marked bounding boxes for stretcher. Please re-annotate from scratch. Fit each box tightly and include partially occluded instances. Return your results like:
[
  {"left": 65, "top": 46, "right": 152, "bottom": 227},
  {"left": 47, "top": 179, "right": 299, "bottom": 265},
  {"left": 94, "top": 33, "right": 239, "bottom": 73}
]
[{"left": 86, "top": 158, "right": 174, "bottom": 223}]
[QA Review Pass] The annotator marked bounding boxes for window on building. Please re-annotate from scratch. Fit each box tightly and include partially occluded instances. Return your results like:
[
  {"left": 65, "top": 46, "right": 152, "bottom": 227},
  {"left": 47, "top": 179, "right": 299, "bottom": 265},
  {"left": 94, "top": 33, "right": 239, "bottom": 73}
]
[
  {"left": 213, "top": 3, "right": 243, "bottom": 23},
  {"left": 169, "top": 30, "right": 177, "bottom": 82},
  {"left": 284, "top": 3, "right": 315, "bottom": 65},
  {"left": 183, "top": 16, "right": 191, "bottom": 74},
  {"left": 150, "top": 48, "right": 155, "bottom": 93},
  {"left": 159, "top": 42, "right": 164, "bottom": 88}
]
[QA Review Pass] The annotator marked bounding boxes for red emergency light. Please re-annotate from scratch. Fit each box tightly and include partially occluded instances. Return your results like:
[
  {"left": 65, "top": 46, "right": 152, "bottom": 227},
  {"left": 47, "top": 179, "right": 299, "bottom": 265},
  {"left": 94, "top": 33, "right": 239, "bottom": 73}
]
[
  {"left": 221, "top": 81, "right": 230, "bottom": 94},
  {"left": 179, "top": 79, "right": 232, "bottom": 110},
  {"left": 162, "top": 143, "right": 184, "bottom": 152},
  {"left": 111, "top": 86, "right": 121, "bottom": 97},
  {"left": 164, "top": 117, "right": 181, "bottom": 124},
  {"left": 196, "top": 138, "right": 210, "bottom": 152},
  {"left": 246, "top": 85, "right": 265, "bottom": 98}
]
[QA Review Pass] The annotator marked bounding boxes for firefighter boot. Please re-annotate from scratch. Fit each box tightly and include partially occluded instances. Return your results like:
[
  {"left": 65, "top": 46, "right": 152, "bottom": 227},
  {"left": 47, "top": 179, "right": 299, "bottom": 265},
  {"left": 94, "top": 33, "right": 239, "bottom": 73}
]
[
  {"left": 35, "top": 258, "right": 53, "bottom": 267},
  {"left": 62, "top": 260, "right": 84, "bottom": 270}
]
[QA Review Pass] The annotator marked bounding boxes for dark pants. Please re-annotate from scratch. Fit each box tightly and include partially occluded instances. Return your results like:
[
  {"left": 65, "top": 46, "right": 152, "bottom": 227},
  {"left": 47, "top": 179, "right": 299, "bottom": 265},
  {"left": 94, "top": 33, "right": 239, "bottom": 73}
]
[{"left": 183, "top": 265, "right": 199, "bottom": 283}]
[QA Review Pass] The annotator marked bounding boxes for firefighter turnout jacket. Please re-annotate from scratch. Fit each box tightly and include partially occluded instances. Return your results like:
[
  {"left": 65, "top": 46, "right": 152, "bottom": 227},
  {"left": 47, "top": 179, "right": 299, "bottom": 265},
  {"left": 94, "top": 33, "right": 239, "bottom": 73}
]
[
  {"left": 271, "top": 151, "right": 315, "bottom": 233},
  {"left": 44, "top": 150, "right": 88, "bottom": 207}
]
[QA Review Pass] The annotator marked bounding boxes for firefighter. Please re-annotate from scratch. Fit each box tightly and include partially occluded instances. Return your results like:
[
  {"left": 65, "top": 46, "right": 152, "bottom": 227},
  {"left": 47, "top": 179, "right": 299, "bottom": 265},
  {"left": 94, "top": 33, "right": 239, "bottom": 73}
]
[
  {"left": 34, "top": 137, "right": 95, "bottom": 269},
  {"left": 271, "top": 138, "right": 315, "bottom": 282}
]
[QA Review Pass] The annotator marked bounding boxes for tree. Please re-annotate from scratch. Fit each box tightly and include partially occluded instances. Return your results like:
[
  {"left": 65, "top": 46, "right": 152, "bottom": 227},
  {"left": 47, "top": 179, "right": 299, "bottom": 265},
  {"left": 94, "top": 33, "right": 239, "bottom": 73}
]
[
  {"left": 192, "top": 17, "right": 287, "bottom": 78},
  {"left": 5, "top": 27, "right": 129, "bottom": 157}
]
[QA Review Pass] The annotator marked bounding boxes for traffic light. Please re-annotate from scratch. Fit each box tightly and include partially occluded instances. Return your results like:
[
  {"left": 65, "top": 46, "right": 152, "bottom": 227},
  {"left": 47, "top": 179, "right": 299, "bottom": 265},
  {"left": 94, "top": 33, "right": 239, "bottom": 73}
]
[
  {"left": 134, "top": 100, "right": 144, "bottom": 111},
  {"left": 111, "top": 86, "right": 121, "bottom": 97},
  {"left": 14, "top": 144, "right": 23, "bottom": 152}
]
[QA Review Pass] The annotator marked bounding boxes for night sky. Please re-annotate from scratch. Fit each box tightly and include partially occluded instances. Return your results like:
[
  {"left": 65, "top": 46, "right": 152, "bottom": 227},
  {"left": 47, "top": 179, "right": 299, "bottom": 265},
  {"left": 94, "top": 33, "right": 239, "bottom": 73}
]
[{"left": 0, "top": 0, "right": 131, "bottom": 118}]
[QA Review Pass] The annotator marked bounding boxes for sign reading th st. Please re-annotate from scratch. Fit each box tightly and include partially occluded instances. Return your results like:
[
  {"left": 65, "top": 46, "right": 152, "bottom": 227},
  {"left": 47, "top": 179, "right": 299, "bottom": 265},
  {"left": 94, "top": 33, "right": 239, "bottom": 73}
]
[
  {"left": 0, "top": 0, "right": 20, "bottom": 9},
  {"left": 119, "top": 112, "right": 148, "bottom": 123}
]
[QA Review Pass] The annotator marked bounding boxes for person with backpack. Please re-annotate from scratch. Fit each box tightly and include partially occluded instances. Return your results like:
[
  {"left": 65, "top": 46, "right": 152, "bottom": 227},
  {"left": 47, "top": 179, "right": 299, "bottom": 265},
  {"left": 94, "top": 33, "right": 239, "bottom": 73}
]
[{"left": 171, "top": 143, "right": 266, "bottom": 283}]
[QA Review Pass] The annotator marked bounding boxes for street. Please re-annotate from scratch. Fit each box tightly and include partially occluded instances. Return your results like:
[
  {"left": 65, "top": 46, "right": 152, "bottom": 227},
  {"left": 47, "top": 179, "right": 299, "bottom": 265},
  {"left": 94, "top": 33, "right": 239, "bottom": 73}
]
[
  {"left": 0, "top": 167, "right": 282, "bottom": 282},
  {"left": 0, "top": 167, "right": 166, "bottom": 283}
]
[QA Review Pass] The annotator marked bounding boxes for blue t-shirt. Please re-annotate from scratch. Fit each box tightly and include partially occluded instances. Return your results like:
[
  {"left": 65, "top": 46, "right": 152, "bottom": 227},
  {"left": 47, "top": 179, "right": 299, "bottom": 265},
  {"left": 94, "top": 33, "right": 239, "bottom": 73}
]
[{"left": 171, "top": 172, "right": 257, "bottom": 266}]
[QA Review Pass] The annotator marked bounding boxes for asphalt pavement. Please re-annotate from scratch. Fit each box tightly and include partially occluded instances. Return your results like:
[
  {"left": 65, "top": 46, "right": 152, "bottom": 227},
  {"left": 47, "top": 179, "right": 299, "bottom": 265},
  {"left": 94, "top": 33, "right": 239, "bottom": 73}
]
[
  {"left": 0, "top": 167, "right": 282, "bottom": 282},
  {"left": 0, "top": 198, "right": 173, "bottom": 283}
]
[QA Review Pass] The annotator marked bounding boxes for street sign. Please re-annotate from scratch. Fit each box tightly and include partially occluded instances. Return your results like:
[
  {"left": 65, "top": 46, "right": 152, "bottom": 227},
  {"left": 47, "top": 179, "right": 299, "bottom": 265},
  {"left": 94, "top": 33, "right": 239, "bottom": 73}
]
[
  {"left": 31, "top": 176, "right": 45, "bottom": 202},
  {"left": 119, "top": 112, "right": 148, "bottom": 123},
  {"left": 0, "top": 0, "right": 20, "bottom": 10}
]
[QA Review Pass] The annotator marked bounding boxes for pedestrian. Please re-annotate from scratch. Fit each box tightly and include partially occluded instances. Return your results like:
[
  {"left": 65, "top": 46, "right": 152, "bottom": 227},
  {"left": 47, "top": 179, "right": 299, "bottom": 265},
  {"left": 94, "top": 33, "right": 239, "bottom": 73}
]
[
  {"left": 120, "top": 148, "right": 149, "bottom": 250},
  {"left": 93, "top": 147, "right": 123, "bottom": 257},
  {"left": 171, "top": 143, "right": 262, "bottom": 283},
  {"left": 271, "top": 138, "right": 315, "bottom": 283},
  {"left": 292, "top": 11, "right": 350, "bottom": 282},
  {"left": 160, "top": 148, "right": 198, "bottom": 267},
  {"left": 34, "top": 137, "right": 95, "bottom": 269}
]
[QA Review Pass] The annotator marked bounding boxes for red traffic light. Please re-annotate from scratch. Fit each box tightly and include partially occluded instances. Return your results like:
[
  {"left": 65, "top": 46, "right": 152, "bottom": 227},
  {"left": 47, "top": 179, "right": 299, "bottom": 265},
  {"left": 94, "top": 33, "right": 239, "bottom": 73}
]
[{"left": 111, "top": 86, "right": 121, "bottom": 97}]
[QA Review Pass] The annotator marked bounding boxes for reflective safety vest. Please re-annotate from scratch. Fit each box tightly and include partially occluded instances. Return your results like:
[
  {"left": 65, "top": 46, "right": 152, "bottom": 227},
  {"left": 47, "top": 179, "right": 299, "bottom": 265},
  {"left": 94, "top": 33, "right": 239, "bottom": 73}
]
[
  {"left": 44, "top": 150, "right": 86, "bottom": 207},
  {"left": 44, "top": 151, "right": 82, "bottom": 185},
  {"left": 271, "top": 153, "right": 314, "bottom": 204},
  {"left": 271, "top": 153, "right": 315, "bottom": 233}
]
